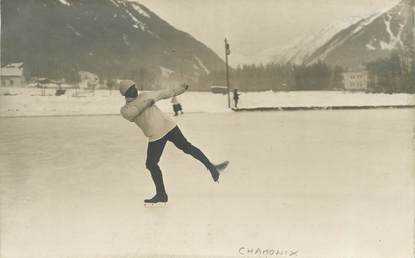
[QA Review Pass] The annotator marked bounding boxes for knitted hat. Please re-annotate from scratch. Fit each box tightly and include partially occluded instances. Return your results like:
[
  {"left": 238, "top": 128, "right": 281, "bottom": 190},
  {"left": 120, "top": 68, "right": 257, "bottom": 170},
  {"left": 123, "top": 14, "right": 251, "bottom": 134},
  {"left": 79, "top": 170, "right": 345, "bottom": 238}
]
[{"left": 118, "top": 80, "right": 135, "bottom": 96}]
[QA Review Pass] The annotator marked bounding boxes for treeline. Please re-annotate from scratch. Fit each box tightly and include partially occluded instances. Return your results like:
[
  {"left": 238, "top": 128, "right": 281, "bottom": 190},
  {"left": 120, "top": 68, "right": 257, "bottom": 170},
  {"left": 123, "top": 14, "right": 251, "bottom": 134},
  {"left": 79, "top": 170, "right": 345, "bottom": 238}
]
[
  {"left": 24, "top": 63, "right": 164, "bottom": 91},
  {"left": 25, "top": 52, "right": 414, "bottom": 94},
  {"left": 196, "top": 53, "right": 415, "bottom": 93},
  {"left": 366, "top": 52, "right": 415, "bottom": 93},
  {"left": 197, "top": 61, "right": 345, "bottom": 92}
]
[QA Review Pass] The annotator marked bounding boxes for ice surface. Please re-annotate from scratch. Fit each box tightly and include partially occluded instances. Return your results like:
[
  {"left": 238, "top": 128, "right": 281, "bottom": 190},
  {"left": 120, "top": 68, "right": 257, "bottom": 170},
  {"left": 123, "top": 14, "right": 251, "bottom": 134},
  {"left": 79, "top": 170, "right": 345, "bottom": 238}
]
[{"left": 1, "top": 110, "right": 414, "bottom": 258}]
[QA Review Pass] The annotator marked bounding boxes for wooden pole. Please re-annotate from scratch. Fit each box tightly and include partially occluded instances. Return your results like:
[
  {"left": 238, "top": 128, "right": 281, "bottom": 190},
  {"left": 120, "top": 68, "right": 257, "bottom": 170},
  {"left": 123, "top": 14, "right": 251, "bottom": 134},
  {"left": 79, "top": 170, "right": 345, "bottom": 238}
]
[
  {"left": 225, "top": 38, "right": 230, "bottom": 108},
  {"left": 411, "top": 0, "right": 415, "bottom": 70}
]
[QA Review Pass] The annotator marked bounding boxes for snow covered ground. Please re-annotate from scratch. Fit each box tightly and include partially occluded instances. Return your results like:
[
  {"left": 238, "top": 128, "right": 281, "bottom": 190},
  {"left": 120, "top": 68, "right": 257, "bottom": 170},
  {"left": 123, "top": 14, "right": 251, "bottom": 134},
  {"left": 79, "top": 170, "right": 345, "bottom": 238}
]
[
  {"left": 0, "top": 87, "right": 414, "bottom": 117},
  {"left": 1, "top": 109, "right": 414, "bottom": 258}
]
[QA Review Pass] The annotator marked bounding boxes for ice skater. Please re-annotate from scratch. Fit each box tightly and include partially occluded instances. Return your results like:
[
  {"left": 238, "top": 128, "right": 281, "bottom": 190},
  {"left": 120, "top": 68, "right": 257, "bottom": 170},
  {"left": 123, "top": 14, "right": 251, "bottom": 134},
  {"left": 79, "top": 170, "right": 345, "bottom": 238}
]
[
  {"left": 118, "top": 80, "right": 228, "bottom": 205},
  {"left": 233, "top": 89, "right": 240, "bottom": 108},
  {"left": 171, "top": 96, "right": 183, "bottom": 116}
]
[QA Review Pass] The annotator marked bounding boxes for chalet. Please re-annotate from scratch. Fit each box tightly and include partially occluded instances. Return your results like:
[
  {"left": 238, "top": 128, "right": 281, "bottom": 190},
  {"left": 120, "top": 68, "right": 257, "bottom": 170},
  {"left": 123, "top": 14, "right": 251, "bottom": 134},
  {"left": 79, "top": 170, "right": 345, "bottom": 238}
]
[
  {"left": 1, "top": 63, "right": 25, "bottom": 87},
  {"left": 78, "top": 71, "right": 99, "bottom": 89},
  {"left": 342, "top": 68, "right": 368, "bottom": 91}
]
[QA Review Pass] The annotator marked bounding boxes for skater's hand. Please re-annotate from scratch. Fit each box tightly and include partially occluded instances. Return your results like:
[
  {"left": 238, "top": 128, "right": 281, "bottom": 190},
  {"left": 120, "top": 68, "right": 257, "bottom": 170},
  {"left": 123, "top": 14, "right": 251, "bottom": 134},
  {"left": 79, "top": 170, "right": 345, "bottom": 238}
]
[
  {"left": 144, "top": 98, "right": 155, "bottom": 108},
  {"left": 181, "top": 83, "right": 189, "bottom": 90}
]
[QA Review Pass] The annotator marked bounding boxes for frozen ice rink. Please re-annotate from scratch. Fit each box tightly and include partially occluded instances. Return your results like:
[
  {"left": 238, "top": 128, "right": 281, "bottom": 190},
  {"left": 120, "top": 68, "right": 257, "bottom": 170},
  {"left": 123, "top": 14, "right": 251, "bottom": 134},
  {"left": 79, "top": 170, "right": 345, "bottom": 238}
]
[{"left": 1, "top": 109, "right": 414, "bottom": 258}]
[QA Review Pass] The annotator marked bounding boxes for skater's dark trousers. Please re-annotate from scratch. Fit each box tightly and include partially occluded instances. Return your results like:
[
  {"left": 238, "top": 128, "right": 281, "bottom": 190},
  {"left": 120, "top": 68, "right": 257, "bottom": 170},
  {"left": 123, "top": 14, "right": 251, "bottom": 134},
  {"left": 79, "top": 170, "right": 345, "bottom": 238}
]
[{"left": 146, "top": 126, "right": 213, "bottom": 194}]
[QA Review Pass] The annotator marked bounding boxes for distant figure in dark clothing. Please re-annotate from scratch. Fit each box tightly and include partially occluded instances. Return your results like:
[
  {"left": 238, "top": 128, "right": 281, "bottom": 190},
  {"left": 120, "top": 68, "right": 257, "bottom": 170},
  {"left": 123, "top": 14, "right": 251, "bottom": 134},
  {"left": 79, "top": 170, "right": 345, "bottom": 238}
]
[
  {"left": 233, "top": 89, "right": 240, "bottom": 108},
  {"left": 171, "top": 96, "right": 183, "bottom": 116}
]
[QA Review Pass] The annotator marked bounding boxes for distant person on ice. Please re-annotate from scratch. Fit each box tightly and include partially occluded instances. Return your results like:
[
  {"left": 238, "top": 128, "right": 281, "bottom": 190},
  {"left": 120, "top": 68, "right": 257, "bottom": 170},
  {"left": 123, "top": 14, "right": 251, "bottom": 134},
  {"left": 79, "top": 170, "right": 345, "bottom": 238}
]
[
  {"left": 118, "top": 80, "right": 228, "bottom": 205},
  {"left": 171, "top": 96, "right": 183, "bottom": 116},
  {"left": 233, "top": 89, "right": 240, "bottom": 108}
]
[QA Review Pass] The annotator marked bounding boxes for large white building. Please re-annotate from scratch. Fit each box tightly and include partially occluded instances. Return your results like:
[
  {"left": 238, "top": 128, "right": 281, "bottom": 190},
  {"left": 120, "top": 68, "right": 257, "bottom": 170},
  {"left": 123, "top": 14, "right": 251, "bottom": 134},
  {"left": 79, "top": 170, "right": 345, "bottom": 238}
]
[
  {"left": 78, "top": 71, "right": 99, "bottom": 89},
  {"left": 342, "top": 69, "right": 369, "bottom": 91},
  {"left": 1, "top": 63, "right": 25, "bottom": 87}
]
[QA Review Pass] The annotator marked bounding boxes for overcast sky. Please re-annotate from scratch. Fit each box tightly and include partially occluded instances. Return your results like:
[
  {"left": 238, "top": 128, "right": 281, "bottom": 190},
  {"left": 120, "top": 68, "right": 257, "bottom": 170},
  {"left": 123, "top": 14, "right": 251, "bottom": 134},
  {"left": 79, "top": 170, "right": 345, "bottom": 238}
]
[{"left": 138, "top": 0, "right": 400, "bottom": 65}]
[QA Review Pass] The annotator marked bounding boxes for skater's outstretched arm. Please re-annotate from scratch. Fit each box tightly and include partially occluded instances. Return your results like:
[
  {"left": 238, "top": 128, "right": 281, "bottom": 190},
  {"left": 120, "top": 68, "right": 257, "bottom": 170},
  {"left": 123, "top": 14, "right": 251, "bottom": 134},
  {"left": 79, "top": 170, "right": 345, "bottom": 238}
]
[
  {"left": 149, "top": 84, "right": 189, "bottom": 102},
  {"left": 121, "top": 98, "right": 154, "bottom": 122}
]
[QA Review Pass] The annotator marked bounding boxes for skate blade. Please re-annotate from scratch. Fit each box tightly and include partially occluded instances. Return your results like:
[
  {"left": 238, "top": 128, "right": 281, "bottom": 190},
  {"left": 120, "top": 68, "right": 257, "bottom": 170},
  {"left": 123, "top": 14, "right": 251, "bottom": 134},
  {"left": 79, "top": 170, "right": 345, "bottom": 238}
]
[
  {"left": 217, "top": 160, "right": 229, "bottom": 171},
  {"left": 144, "top": 202, "right": 168, "bottom": 207}
]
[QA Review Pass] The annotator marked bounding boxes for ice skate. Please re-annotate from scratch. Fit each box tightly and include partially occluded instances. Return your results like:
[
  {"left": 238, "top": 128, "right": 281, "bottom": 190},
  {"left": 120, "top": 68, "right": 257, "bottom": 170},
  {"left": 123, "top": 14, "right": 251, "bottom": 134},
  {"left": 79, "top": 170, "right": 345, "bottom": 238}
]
[
  {"left": 209, "top": 160, "right": 229, "bottom": 183},
  {"left": 144, "top": 194, "right": 168, "bottom": 207},
  {"left": 216, "top": 160, "right": 229, "bottom": 171}
]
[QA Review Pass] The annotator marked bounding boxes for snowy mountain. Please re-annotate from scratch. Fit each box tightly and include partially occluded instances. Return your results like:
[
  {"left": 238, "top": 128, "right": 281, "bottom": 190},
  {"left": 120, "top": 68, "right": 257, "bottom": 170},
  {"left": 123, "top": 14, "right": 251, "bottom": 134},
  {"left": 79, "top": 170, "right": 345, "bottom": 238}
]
[
  {"left": 260, "top": 16, "right": 362, "bottom": 65},
  {"left": 270, "top": 0, "right": 414, "bottom": 68},
  {"left": 1, "top": 0, "right": 224, "bottom": 83}
]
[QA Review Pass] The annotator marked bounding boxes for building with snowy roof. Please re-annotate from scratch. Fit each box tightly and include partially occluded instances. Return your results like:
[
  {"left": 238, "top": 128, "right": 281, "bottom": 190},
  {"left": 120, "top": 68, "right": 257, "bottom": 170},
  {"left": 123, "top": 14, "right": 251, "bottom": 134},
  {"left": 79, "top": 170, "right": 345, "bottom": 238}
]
[
  {"left": 1, "top": 63, "right": 25, "bottom": 87},
  {"left": 78, "top": 71, "right": 99, "bottom": 89},
  {"left": 342, "top": 67, "right": 369, "bottom": 91}
]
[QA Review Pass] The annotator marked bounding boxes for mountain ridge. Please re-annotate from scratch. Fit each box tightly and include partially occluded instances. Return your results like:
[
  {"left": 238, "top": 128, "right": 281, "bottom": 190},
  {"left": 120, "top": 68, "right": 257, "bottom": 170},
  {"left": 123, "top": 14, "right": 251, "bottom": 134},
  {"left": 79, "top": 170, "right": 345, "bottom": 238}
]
[
  {"left": 1, "top": 0, "right": 225, "bottom": 86},
  {"left": 269, "top": 0, "right": 414, "bottom": 68}
]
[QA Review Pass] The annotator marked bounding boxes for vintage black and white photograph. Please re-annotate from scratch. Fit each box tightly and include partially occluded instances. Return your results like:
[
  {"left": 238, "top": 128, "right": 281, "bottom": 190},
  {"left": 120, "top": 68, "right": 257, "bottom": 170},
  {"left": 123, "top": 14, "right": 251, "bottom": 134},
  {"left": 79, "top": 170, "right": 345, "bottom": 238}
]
[{"left": 1, "top": 0, "right": 414, "bottom": 257}]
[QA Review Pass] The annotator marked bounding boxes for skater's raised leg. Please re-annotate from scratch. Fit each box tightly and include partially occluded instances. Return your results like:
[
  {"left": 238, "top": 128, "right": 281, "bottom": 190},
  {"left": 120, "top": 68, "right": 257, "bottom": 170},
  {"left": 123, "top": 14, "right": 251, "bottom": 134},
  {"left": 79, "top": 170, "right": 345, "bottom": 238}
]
[
  {"left": 166, "top": 126, "right": 220, "bottom": 182},
  {"left": 145, "top": 137, "right": 168, "bottom": 203},
  {"left": 119, "top": 81, "right": 226, "bottom": 202}
]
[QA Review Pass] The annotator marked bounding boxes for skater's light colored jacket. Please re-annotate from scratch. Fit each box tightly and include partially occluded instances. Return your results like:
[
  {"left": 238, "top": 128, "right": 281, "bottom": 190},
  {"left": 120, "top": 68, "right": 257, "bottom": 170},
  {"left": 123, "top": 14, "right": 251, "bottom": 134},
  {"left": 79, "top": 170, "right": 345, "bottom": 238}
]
[
  {"left": 171, "top": 96, "right": 180, "bottom": 105},
  {"left": 120, "top": 84, "right": 187, "bottom": 142}
]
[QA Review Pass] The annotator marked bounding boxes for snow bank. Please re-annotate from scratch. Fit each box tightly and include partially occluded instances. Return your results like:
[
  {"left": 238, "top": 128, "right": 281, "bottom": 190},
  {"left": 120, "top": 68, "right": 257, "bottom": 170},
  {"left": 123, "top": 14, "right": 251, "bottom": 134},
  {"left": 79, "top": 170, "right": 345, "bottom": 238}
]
[
  {"left": 240, "top": 90, "right": 415, "bottom": 108},
  {"left": 0, "top": 88, "right": 229, "bottom": 117},
  {"left": 57, "top": 0, "right": 70, "bottom": 6},
  {"left": 0, "top": 87, "right": 414, "bottom": 117}
]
